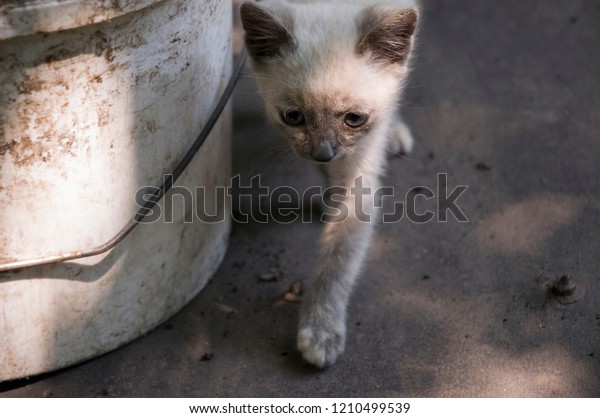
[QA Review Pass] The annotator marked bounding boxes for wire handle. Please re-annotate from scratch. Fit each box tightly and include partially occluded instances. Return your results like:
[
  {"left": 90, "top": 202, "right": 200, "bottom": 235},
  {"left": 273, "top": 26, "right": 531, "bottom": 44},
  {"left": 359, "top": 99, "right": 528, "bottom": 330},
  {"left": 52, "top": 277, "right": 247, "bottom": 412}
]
[{"left": 0, "top": 50, "right": 247, "bottom": 273}]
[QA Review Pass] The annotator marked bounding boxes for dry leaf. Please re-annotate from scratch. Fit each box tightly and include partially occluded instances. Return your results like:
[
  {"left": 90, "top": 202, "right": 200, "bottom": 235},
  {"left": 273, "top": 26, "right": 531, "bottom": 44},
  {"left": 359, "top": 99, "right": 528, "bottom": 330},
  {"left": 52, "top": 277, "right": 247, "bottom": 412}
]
[
  {"left": 273, "top": 281, "right": 304, "bottom": 306},
  {"left": 289, "top": 281, "right": 302, "bottom": 295},
  {"left": 283, "top": 292, "right": 301, "bottom": 303},
  {"left": 215, "top": 302, "right": 238, "bottom": 314}
]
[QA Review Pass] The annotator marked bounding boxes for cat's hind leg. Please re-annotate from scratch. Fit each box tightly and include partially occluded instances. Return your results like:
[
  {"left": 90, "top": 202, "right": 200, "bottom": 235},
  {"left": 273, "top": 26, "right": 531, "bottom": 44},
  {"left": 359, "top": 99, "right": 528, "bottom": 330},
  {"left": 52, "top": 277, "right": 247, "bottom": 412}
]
[{"left": 387, "top": 115, "right": 414, "bottom": 155}]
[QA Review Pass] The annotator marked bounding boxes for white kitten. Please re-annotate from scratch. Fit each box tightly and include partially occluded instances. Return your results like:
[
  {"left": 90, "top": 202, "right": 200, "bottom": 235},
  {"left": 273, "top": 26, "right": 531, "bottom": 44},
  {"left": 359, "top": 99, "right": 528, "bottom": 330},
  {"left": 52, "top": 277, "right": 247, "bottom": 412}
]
[{"left": 240, "top": 0, "right": 419, "bottom": 367}]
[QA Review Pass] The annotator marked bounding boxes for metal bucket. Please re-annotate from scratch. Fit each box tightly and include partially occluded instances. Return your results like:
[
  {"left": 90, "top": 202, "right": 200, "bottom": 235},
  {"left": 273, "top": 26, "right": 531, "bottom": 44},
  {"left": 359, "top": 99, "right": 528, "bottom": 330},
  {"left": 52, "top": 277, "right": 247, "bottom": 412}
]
[{"left": 0, "top": 0, "right": 232, "bottom": 381}]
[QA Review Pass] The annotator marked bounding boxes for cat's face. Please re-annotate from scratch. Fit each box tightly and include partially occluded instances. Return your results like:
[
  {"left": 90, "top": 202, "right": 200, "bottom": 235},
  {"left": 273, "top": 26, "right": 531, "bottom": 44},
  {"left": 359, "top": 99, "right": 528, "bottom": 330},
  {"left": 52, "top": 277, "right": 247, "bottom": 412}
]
[{"left": 240, "top": 1, "right": 418, "bottom": 162}]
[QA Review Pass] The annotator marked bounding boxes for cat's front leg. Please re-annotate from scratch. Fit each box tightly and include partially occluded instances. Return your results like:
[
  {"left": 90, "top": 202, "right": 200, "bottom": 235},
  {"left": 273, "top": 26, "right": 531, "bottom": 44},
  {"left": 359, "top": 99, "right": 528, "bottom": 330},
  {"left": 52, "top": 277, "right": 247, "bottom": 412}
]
[{"left": 298, "top": 171, "right": 378, "bottom": 367}]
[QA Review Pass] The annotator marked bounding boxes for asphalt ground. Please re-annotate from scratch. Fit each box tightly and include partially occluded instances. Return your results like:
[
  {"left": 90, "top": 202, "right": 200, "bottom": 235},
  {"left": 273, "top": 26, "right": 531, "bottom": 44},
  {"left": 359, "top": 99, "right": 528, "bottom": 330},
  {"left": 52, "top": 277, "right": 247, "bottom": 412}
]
[{"left": 1, "top": 0, "right": 599, "bottom": 397}]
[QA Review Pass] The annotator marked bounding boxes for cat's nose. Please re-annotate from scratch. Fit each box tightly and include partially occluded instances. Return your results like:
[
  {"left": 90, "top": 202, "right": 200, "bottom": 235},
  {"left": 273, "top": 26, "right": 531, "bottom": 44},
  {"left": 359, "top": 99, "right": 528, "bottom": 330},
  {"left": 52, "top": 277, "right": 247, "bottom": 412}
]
[{"left": 311, "top": 141, "right": 336, "bottom": 162}]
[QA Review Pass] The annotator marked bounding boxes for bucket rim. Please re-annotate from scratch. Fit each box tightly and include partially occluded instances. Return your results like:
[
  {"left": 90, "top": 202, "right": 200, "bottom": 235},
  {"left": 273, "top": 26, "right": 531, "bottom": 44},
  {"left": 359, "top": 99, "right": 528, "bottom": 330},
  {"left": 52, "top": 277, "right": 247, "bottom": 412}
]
[{"left": 0, "top": 0, "right": 165, "bottom": 41}]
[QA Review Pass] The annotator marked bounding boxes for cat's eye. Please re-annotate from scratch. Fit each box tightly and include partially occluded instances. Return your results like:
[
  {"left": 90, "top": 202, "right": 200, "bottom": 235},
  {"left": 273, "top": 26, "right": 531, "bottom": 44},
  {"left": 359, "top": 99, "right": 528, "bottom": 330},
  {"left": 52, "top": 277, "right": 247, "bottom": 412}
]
[
  {"left": 281, "top": 109, "right": 305, "bottom": 126},
  {"left": 344, "top": 113, "right": 368, "bottom": 128}
]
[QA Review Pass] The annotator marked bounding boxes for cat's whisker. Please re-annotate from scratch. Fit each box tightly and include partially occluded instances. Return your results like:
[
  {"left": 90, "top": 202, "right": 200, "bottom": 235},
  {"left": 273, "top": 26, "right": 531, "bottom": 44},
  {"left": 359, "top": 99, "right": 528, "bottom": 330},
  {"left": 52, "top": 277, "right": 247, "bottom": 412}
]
[
  {"left": 397, "top": 104, "right": 426, "bottom": 110},
  {"left": 246, "top": 147, "right": 298, "bottom": 176},
  {"left": 403, "top": 82, "right": 427, "bottom": 89},
  {"left": 392, "top": 153, "right": 418, "bottom": 164},
  {"left": 262, "top": 144, "right": 291, "bottom": 159}
]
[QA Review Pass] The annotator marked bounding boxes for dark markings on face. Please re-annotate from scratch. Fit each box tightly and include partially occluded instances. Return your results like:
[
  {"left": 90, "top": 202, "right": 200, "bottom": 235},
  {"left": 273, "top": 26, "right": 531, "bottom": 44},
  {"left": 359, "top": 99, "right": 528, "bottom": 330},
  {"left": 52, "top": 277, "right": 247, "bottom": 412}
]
[{"left": 274, "top": 94, "right": 377, "bottom": 161}]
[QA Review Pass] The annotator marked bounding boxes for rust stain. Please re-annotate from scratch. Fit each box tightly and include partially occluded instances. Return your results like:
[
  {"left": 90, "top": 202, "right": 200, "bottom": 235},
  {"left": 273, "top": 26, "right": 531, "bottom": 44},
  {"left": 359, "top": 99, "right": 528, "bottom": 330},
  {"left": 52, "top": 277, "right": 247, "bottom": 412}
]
[
  {"left": 0, "top": 141, "right": 11, "bottom": 156},
  {"left": 93, "top": 30, "right": 110, "bottom": 57},
  {"left": 104, "top": 47, "right": 115, "bottom": 62},
  {"left": 2, "top": 135, "right": 46, "bottom": 166},
  {"left": 148, "top": 68, "right": 160, "bottom": 82},
  {"left": 167, "top": 50, "right": 180, "bottom": 62},
  {"left": 56, "top": 79, "right": 70, "bottom": 90},
  {"left": 44, "top": 47, "right": 73, "bottom": 64},
  {"left": 168, "top": 2, "right": 188, "bottom": 21},
  {"left": 144, "top": 119, "right": 159, "bottom": 134},
  {"left": 98, "top": 109, "right": 110, "bottom": 127},
  {"left": 16, "top": 73, "right": 45, "bottom": 95}
]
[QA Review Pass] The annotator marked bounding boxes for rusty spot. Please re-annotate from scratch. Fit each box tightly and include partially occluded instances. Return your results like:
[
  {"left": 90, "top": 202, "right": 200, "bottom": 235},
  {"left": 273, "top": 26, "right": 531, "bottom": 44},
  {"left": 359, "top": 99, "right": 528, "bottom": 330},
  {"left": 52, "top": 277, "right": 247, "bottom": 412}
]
[
  {"left": 168, "top": 3, "right": 188, "bottom": 21},
  {"left": 167, "top": 50, "right": 180, "bottom": 62},
  {"left": 93, "top": 31, "right": 110, "bottom": 57},
  {"left": 98, "top": 110, "right": 110, "bottom": 127},
  {"left": 3, "top": 135, "right": 47, "bottom": 166},
  {"left": 91, "top": 74, "right": 103, "bottom": 83},
  {"left": 148, "top": 69, "right": 160, "bottom": 82},
  {"left": 44, "top": 47, "right": 73, "bottom": 64},
  {"left": 56, "top": 79, "right": 70, "bottom": 90},
  {"left": 104, "top": 47, "right": 115, "bottom": 62},
  {"left": 0, "top": 141, "right": 12, "bottom": 156},
  {"left": 17, "top": 72, "right": 45, "bottom": 95},
  {"left": 145, "top": 119, "right": 159, "bottom": 133}
]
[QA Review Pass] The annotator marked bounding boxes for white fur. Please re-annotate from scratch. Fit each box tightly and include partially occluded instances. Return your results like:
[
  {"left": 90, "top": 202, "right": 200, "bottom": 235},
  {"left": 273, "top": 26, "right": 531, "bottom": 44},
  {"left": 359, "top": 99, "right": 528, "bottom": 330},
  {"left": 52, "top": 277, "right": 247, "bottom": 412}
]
[{"left": 241, "top": 0, "right": 419, "bottom": 367}]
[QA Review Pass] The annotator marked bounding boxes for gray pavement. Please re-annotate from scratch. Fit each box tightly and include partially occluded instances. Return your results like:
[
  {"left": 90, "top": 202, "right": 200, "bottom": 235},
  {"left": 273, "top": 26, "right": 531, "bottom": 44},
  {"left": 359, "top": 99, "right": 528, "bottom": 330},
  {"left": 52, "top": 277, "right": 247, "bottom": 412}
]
[{"left": 1, "top": 0, "right": 599, "bottom": 397}]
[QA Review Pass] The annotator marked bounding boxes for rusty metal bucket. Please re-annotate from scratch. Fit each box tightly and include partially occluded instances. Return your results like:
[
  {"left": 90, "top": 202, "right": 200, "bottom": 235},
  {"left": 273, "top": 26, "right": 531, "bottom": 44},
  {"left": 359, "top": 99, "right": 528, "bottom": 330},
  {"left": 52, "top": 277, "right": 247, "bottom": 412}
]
[{"left": 0, "top": 0, "right": 232, "bottom": 381}]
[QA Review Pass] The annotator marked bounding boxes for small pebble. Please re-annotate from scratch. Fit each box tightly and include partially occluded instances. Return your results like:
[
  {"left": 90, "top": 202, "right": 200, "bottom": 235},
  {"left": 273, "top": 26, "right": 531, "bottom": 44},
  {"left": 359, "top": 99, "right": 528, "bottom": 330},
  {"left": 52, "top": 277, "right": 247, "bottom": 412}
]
[
  {"left": 200, "top": 353, "right": 214, "bottom": 362},
  {"left": 259, "top": 268, "right": 280, "bottom": 282},
  {"left": 475, "top": 161, "right": 492, "bottom": 171}
]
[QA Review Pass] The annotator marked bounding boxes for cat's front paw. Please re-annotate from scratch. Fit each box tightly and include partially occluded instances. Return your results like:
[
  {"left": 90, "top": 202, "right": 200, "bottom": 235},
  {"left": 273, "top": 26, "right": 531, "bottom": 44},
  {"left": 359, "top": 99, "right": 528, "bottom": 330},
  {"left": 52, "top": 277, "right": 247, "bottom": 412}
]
[{"left": 297, "top": 320, "right": 346, "bottom": 368}]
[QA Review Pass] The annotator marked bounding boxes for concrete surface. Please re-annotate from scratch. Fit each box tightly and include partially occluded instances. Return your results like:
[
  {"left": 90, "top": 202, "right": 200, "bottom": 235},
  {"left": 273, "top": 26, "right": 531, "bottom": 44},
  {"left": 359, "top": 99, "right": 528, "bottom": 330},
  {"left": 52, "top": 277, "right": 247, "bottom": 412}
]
[{"left": 1, "top": 0, "right": 599, "bottom": 397}]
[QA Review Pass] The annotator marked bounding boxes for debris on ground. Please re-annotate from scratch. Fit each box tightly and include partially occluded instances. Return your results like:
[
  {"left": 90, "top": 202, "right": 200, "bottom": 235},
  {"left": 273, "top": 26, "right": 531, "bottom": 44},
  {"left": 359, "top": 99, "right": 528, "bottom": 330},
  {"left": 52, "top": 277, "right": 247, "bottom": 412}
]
[
  {"left": 215, "top": 302, "right": 238, "bottom": 315},
  {"left": 232, "top": 261, "right": 246, "bottom": 269},
  {"left": 273, "top": 281, "right": 303, "bottom": 306},
  {"left": 259, "top": 267, "right": 281, "bottom": 282},
  {"left": 200, "top": 353, "right": 214, "bottom": 362},
  {"left": 549, "top": 274, "right": 583, "bottom": 305},
  {"left": 475, "top": 161, "right": 493, "bottom": 171}
]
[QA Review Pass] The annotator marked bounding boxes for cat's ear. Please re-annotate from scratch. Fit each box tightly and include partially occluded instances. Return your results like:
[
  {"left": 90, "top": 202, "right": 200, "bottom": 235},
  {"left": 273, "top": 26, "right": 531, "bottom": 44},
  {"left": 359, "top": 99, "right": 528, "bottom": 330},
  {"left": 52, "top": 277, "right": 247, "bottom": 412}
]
[
  {"left": 357, "top": 6, "right": 418, "bottom": 65},
  {"left": 240, "top": 1, "right": 296, "bottom": 60}
]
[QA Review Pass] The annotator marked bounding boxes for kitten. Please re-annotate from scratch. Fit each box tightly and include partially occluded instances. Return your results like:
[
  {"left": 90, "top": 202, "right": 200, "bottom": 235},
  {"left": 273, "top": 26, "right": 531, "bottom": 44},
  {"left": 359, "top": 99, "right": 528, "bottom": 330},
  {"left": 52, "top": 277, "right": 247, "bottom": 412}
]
[{"left": 240, "top": 0, "right": 419, "bottom": 367}]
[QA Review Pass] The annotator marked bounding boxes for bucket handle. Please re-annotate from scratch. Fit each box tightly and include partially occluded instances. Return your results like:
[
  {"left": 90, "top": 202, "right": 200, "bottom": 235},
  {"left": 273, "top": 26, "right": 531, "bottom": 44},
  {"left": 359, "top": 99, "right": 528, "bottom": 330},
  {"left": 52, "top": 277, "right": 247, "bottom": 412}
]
[{"left": 0, "top": 50, "right": 247, "bottom": 273}]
